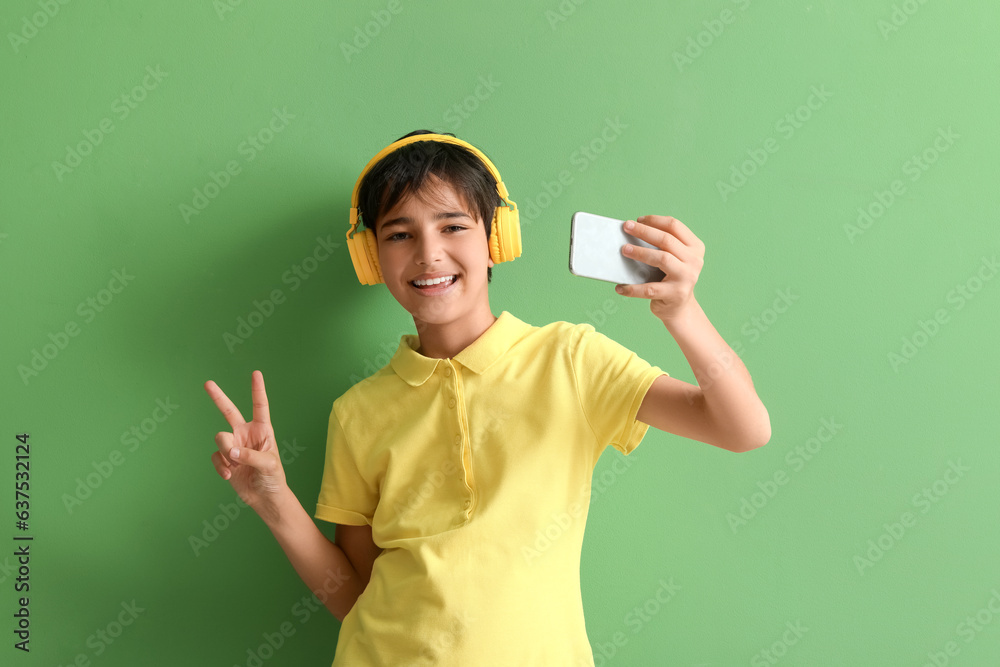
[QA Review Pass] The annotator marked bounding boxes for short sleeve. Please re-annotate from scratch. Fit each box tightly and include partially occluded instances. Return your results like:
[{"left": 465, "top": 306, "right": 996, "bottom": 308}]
[
  {"left": 570, "top": 324, "right": 669, "bottom": 457},
  {"left": 314, "top": 403, "right": 379, "bottom": 526}
]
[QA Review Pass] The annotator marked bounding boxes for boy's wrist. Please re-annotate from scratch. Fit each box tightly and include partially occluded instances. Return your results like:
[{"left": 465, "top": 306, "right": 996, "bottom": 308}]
[{"left": 259, "top": 484, "right": 301, "bottom": 529}]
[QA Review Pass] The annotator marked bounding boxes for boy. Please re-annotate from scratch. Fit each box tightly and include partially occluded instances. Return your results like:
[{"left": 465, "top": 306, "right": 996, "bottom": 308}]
[{"left": 204, "top": 130, "right": 770, "bottom": 666}]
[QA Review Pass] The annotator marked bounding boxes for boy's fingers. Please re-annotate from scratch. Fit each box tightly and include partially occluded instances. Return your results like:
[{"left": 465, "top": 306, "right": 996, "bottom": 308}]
[
  {"left": 211, "top": 451, "right": 232, "bottom": 480},
  {"left": 204, "top": 380, "right": 247, "bottom": 430},
  {"left": 228, "top": 443, "right": 275, "bottom": 474},
  {"left": 214, "top": 431, "right": 237, "bottom": 464},
  {"left": 251, "top": 370, "right": 271, "bottom": 425}
]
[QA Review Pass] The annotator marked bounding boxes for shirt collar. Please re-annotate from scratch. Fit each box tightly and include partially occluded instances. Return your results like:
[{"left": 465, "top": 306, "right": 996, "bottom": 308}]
[{"left": 390, "top": 310, "right": 532, "bottom": 386}]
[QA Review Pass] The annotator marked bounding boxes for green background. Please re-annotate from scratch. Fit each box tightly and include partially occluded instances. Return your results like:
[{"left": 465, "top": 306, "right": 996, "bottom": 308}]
[{"left": 3, "top": 1, "right": 999, "bottom": 665}]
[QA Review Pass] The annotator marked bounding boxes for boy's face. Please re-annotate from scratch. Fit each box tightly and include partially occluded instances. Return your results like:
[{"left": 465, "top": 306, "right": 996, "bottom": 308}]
[{"left": 373, "top": 174, "right": 494, "bottom": 328}]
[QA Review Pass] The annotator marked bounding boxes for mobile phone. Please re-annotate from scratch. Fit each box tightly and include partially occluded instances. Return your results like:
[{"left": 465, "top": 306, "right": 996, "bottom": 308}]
[{"left": 568, "top": 211, "right": 666, "bottom": 285}]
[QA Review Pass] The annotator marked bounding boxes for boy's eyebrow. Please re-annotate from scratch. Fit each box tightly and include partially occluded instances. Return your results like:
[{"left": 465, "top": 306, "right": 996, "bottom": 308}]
[{"left": 379, "top": 211, "right": 472, "bottom": 232}]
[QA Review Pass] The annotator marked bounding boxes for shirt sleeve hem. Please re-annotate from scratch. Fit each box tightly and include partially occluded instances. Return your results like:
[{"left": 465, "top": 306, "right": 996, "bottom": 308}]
[
  {"left": 314, "top": 503, "right": 372, "bottom": 526},
  {"left": 612, "top": 367, "right": 670, "bottom": 456}
]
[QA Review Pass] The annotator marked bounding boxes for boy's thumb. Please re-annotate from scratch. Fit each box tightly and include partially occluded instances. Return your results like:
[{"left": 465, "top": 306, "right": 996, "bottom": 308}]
[{"left": 231, "top": 446, "right": 274, "bottom": 473}]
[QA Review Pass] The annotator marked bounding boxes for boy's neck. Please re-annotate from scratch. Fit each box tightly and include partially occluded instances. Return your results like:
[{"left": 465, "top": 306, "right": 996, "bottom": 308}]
[{"left": 414, "top": 306, "right": 499, "bottom": 360}]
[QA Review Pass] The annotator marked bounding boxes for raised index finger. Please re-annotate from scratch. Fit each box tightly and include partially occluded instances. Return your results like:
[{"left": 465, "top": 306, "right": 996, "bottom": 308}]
[
  {"left": 251, "top": 370, "right": 270, "bottom": 424},
  {"left": 203, "top": 380, "right": 247, "bottom": 430}
]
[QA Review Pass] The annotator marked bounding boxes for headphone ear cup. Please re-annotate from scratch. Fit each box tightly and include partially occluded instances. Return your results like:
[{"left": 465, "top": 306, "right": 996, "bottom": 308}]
[
  {"left": 361, "top": 228, "right": 384, "bottom": 284},
  {"left": 348, "top": 229, "right": 383, "bottom": 285},
  {"left": 491, "top": 204, "right": 522, "bottom": 263}
]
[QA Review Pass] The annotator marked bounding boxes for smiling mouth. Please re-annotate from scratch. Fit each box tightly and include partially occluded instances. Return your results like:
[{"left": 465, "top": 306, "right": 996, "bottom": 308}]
[{"left": 410, "top": 275, "right": 458, "bottom": 292}]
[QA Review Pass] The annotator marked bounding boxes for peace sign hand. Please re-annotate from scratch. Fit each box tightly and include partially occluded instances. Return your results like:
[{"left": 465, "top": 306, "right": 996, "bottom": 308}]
[{"left": 204, "top": 370, "right": 288, "bottom": 524}]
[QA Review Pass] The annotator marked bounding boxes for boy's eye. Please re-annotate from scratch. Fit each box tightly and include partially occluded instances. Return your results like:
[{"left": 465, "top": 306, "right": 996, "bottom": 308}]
[{"left": 387, "top": 225, "right": 466, "bottom": 242}]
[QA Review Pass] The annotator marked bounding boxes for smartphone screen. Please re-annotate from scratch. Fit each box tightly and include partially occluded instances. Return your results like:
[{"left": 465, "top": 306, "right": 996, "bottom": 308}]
[{"left": 568, "top": 211, "right": 666, "bottom": 285}]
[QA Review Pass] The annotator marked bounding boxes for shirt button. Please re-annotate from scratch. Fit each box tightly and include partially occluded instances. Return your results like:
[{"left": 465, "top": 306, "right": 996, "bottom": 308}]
[
  {"left": 443, "top": 367, "right": 452, "bottom": 376},
  {"left": 464, "top": 500, "right": 471, "bottom": 508},
  {"left": 454, "top": 434, "right": 461, "bottom": 444},
  {"left": 448, "top": 398, "right": 456, "bottom": 409}
]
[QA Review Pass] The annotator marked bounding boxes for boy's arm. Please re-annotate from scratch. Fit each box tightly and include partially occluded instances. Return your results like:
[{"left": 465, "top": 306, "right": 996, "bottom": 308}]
[
  {"left": 617, "top": 215, "right": 771, "bottom": 453},
  {"left": 262, "top": 485, "right": 369, "bottom": 622},
  {"left": 637, "top": 298, "right": 770, "bottom": 452}
]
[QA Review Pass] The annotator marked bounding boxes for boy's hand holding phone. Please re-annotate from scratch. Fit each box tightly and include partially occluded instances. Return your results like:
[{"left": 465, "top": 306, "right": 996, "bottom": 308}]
[
  {"left": 569, "top": 212, "right": 705, "bottom": 324},
  {"left": 614, "top": 215, "right": 705, "bottom": 323},
  {"left": 204, "top": 370, "right": 289, "bottom": 525}
]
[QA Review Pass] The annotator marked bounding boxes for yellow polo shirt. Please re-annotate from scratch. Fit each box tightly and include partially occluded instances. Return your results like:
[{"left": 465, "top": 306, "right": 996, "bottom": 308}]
[{"left": 314, "top": 310, "right": 669, "bottom": 666}]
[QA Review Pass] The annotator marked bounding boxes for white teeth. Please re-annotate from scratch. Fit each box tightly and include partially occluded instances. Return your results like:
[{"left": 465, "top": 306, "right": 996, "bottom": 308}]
[{"left": 413, "top": 275, "right": 456, "bottom": 287}]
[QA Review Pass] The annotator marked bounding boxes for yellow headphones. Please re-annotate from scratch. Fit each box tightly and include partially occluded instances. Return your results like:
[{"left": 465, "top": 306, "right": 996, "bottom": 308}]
[{"left": 347, "top": 134, "right": 522, "bottom": 285}]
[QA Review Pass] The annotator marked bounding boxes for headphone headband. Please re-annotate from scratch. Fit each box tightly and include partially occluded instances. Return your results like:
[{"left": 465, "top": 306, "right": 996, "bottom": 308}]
[{"left": 348, "top": 134, "right": 510, "bottom": 236}]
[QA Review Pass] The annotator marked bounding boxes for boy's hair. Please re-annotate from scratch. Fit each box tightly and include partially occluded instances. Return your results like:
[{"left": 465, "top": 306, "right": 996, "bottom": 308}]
[{"left": 357, "top": 129, "right": 503, "bottom": 283}]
